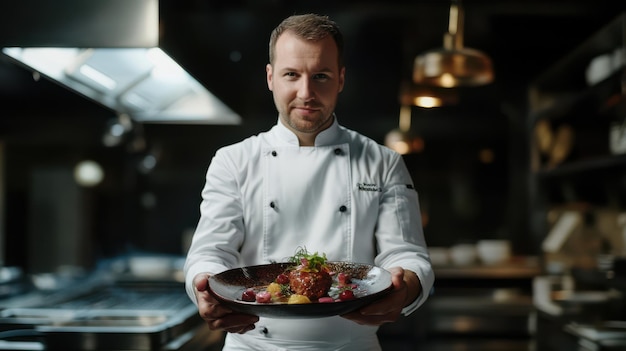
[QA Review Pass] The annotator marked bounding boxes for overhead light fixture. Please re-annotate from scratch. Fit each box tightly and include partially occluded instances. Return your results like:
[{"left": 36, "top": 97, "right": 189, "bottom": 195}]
[
  {"left": 413, "top": 0, "right": 494, "bottom": 88},
  {"left": 74, "top": 160, "right": 105, "bottom": 187},
  {"left": 1, "top": 47, "right": 241, "bottom": 125},
  {"left": 385, "top": 105, "right": 424, "bottom": 155},
  {"left": 399, "top": 81, "right": 459, "bottom": 108}
]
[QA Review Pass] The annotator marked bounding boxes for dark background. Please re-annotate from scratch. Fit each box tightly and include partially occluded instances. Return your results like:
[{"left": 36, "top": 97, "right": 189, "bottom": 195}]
[{"left": 1, "top": 0, "right": 625, "bottom": 272}]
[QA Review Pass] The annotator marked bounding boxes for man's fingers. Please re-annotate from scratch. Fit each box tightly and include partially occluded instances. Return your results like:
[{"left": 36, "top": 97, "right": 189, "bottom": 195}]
[
  {"left": 192, "top": 272, "right": 259, "bottom": 334},
  {"left": 194, "top": 273, "right": 210, "bottom": 291},
  {"left": 207, "top": 313, "right": 259, "bottom": 332},
  {"left": 388, "top": 267, "right": 405, "bottom": 288}
]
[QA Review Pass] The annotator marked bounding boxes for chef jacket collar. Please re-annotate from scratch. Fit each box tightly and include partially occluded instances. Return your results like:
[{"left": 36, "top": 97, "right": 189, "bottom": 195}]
[{"left": 275, "top": 114, "right": 343, "bottom": 147}]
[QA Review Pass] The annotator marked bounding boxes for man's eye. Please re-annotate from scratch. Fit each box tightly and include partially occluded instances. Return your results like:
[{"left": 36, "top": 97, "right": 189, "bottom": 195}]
[
  {"left": 284, "top": 72, "right": 297, "bottom": 77},
  {"left": 313, "top": 74, "right": 329, "bottom": 80}
]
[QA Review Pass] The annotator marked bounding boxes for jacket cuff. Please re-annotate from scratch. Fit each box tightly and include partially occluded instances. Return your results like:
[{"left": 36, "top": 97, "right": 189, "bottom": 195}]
[{"left": 400, "top": 267, "right": 435, "bottom": 316}]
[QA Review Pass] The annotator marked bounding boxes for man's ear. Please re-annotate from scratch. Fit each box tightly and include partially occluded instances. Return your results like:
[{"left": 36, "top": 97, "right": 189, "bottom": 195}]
[
  {"left": 266, "top": 63, "right": 274, "bottom": 91},
  {"left": 338, "top": 66, "right": 346, "bottom": 93}
]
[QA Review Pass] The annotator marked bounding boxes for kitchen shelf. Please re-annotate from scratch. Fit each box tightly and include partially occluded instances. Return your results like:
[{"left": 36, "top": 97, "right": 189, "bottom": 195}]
[
  {"left": 534, "top": 154, "right": 626, "bottom": 177},
  {"left": 531, "top": 12, "right": 626, "bottom": 93},
  {"left": 527, "top": 12, "right": 626, "bottom": 267},
  {"left": 434, "top": 265, "right": 541, "bottom": 280},
  {"left": 530, "top": 70, "right": 624, "bottom": 123},
  {"left": 434, "top": 257, "right": 541, "bottom": 280}
]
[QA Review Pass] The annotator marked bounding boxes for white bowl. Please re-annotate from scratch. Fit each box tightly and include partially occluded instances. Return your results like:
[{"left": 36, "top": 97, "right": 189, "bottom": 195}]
[
  {"left": 428, "top": 247, "right": 450, "bottom": 266},
  {"left": 476, "top": 240, "right": 511, "bottom": 265},
  {"left": 449, "top": 244, "right": 477, "bottom": 266}
]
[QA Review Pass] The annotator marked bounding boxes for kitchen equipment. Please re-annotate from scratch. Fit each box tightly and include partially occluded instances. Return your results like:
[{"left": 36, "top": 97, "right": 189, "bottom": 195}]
[
  {"left": 565, "top": 321, "right": 626, "bottom": 351},
  {"left": 0, "top": 255, "right": 215, "bottom": 351},
  {"left": 0, "top": 0, "right": 241, "bottom": 125},
  {"left": 0, "top": 267, "right": 30, "bottom": 300}
]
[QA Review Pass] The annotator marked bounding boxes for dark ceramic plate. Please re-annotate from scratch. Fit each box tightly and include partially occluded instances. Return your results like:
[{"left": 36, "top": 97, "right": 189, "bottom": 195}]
[{"left": 208, "top": 262, "right": 393, "bottom": 318}]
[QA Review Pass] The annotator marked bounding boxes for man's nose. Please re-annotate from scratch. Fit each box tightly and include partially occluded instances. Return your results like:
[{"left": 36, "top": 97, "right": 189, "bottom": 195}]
[{"left": 297, "top": 78, "right": 314, "bottom": 100}]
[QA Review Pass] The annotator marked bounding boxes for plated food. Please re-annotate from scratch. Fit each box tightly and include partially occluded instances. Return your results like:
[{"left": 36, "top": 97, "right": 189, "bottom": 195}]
[
  {"left": 238, "top": 249, "right": 359, "bottom": 305},
  {"left": 208, "top": 249, "right": 393, "bottom": 318}
]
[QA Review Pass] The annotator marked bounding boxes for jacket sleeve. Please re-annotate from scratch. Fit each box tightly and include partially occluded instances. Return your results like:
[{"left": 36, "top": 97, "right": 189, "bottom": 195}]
[
  {"left": 183, "top": 148, "right": 245, "bottom": 305},
  {"left": 373, "top": 152, "right": 434, "bottom": 315}
]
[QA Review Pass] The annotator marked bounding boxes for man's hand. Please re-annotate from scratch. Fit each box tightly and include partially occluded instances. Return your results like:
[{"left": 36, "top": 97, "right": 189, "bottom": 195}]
[
  {"left": 341, "top": 267, "right": 420, "bottom": 326},
  {"left": 194, "top": 273, "right": 259, "bottom": 334}
]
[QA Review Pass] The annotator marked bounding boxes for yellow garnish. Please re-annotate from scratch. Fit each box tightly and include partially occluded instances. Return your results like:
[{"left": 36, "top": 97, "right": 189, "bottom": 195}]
[
  {"left": 287, "top": 294, "right": 311, "bottom": 304},
  {"left": 266, "top": 282, "right": 282, "bottom": 296}
]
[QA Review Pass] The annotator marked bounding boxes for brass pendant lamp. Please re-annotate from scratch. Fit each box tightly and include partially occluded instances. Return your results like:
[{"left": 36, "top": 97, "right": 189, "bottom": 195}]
[
  {"left": 413, "top": 0, "right": 493, "bottom": 88},
  {"left": 399, "top": 81, "right": 459, "bottom": 108},
  {"left": 384, "top": 105, "right": 425, "bottom": 155}
]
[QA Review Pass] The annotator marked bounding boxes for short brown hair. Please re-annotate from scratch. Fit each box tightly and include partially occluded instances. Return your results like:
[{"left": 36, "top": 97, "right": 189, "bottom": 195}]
[{"left": 269, "top": 14, "right": 344, "bottom": 67}]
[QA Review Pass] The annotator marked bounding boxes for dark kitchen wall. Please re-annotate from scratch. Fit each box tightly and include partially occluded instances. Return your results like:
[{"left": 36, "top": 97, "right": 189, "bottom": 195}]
[
  {"left": 1, "top": 1, "right": 625, "bottom": 272},
  {"left": 1, "top": 81, "right": 127, "bottom": 270}
]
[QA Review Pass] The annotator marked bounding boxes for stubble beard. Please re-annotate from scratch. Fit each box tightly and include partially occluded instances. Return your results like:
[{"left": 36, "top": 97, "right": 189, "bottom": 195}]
[
  {"left": 280, "top": 101, "right": 335, "bottom": 135},
  {"left": 287, "top": 112, "right": 333, "bottom": 135}
]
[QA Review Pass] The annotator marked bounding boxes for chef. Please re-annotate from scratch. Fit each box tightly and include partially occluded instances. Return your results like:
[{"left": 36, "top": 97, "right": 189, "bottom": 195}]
[{"left": 184, "top": 13, "right": 434, "bottom": 351}]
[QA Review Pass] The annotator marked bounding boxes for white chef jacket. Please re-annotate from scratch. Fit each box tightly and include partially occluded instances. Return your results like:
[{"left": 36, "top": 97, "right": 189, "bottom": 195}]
[{"left": 184, "top": 117, "right": 434, "bottom": 351}]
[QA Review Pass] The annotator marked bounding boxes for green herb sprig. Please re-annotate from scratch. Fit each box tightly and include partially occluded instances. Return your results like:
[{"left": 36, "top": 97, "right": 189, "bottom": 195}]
[{"left": 288, "top": 247, "right": 328, "bottom": 273}]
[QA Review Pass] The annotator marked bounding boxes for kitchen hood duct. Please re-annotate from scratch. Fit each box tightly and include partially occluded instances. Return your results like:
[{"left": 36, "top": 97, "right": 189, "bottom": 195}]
[
  {"left": 0, "top": 0, "right": 241, "bottom": 125},
  {"left": 412, "top": 0, "right": 494, "bottom": 88}
]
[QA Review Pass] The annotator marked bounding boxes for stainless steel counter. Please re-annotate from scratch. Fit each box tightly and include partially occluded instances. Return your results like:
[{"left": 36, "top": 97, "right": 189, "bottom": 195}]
[{"left": 0, "top": 256, "right": 217, "bottom": 351}]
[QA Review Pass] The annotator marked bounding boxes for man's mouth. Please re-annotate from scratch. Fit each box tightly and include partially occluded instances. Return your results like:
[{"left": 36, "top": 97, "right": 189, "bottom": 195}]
[{"left": 293, "top": 105, "right": 321, "bottom": 113}]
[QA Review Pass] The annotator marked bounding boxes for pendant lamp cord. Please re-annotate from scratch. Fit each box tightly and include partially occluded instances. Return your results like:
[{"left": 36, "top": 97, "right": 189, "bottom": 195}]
[{"left": 446, "top": 0, "right": 464, "bottom": 50}]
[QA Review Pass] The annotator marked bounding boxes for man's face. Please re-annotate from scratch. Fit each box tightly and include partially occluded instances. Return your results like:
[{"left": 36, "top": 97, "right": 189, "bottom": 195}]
[{"left": 266, "top": 31, "right": 345, "bottom": 144}]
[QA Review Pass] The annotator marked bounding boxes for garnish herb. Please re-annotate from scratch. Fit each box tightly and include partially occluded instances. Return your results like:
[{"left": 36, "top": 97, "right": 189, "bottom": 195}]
[{"left": 288, "top": 247, "right": 328, "bottom": 273}]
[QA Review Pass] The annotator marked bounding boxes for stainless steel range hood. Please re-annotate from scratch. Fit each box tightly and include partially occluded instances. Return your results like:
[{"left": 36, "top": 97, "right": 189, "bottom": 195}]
[
  {"left": 0, "top": 0, "right": 241, "bottom": 125},
  {"left": 2, "top": 47, "right": 241, "bottom": 124}
]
